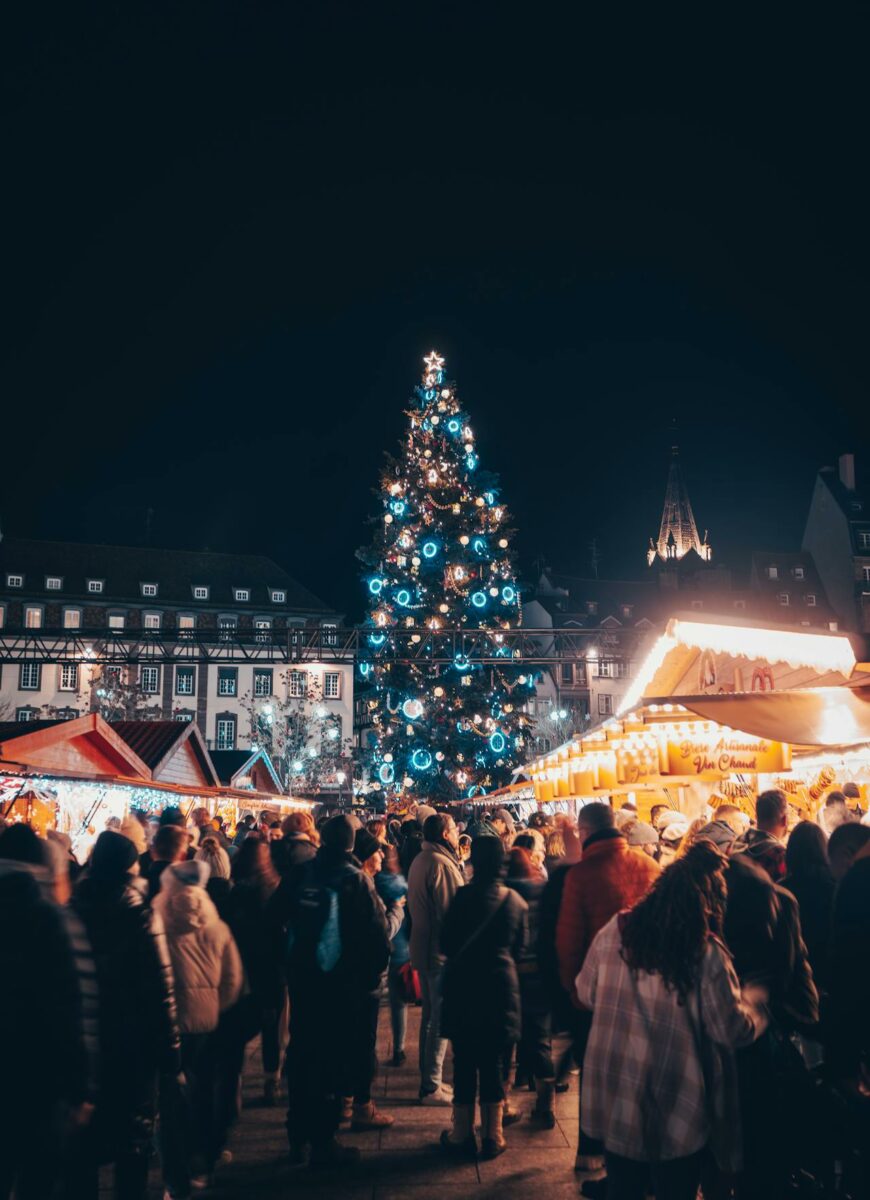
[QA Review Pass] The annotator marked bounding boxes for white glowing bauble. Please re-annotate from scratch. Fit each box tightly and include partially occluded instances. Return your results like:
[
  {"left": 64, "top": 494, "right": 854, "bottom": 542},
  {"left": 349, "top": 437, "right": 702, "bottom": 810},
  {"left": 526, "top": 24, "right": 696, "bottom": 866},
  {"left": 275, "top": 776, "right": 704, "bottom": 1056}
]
[
  {"left": 384, "top": 513, "right": 393, "bottom": 523},
  {"left": 403, "top": 776, "right": 413, "bottom": 788},
  {"left": 475, "top": 497, "right": 485, "bottom": 507},
  {"left": 424, "top": 448, "right": 432, "bottom": 458},
  {"left": 489, "top": 587, "right": 499, "bottom": 597},
  {"left": 384, "top": 753, "right": 393, "bottom": 762},
  {"left": 406, "top": 724, "right": 414, "bottom": 736},
  {"left": 518, "top": 675, "right": 527, "bottom": 684},
  {"left": 504, "top": 703, "right": 513, "bottom": 713},
  {"left": 473, "top": 713, "right": 482, "bottom": 724},
  {"left": 452, "top": 503, "right": 461, "bottom": 514},
  {"left": 405, "top": 616, "right": 415, "bottom": 627},
  {"left": 441, "top": 389, "right": 451, "bottom": 398},
  {"left": 459, "top": 535, "right": 469, "bottom": 546},
  {"left": 435, "top": 751, "right": 445, "bottom": 761},
  {"left": 390, "top": 483, "right": 402, "bottom": 495},
  {"left": 412, "top": 556, "right": 421, "bottom": 566},
  {"left": 499, "top": 538, "right": 508, "bottom": 548},
  {"left": 434, "top": 686, "right": 444, "bottom": 697},
  {"left": 411, "top": 634, "right": 421, "bottom": 643},
  {"left": 439, "top": 603, "right": 449, "bottom": 614},
  {"left": 464, "top": 442, "right": 473, "bottom": 453},
  {"left": 431, "top": 415, "right": 440, "bottom": 425}
]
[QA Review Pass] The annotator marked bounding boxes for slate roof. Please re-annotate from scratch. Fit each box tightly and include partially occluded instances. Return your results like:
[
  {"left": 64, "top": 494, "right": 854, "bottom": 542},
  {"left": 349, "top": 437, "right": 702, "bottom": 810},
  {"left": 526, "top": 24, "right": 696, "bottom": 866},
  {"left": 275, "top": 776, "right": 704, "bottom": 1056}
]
[
  {"left": 110, "top": 719, "right": 220, "bottom": 785},
  {"left": 209, "top": 750, "right": 253, "bottom": 785},
  {"left": 0, "top": 538, "right": 336, "bottom": 614},
  {"left": 0, "top": 720, "right": 63, "bottom": 742}
]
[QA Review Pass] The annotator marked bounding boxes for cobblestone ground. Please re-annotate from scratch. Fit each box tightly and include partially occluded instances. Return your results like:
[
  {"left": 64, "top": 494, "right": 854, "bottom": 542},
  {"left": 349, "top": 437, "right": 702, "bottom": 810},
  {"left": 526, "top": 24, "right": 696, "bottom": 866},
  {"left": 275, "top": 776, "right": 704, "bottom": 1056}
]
[{"left": 104, "top": 1005, "right": 582, "bottom": 1199}]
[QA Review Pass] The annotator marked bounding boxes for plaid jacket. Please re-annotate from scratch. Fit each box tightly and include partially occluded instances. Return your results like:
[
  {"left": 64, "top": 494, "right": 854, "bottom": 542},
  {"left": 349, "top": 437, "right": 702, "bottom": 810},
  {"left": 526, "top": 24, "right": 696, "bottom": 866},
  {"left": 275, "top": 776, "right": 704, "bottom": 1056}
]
[{"left": 576, "top": 915, "right": 762, "bottom": 1168}]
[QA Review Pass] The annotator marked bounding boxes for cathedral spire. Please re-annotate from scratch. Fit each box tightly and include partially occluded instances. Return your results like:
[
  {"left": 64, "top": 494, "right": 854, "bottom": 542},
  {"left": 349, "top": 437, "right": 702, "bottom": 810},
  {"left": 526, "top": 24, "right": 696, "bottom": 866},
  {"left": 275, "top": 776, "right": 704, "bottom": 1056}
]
[{"left": 647, "top": 445, "right": 711, "bottom": 566}]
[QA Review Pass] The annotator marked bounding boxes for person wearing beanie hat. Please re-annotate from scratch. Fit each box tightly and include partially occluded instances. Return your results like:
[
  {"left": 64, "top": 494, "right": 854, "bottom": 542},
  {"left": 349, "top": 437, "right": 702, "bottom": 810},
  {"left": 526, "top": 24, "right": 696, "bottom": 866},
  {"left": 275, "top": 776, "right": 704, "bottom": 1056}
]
[
  {"left": 624, "top": 819, "right": 660, "bottom": 859},
  {"left": 270, "top": 805, "right": 392, "bottom": 1165},
  {"left": 153, "top": 858, "right": 242, "bottom": 1195},
  {"left": 119, "top": 815, "right": 147, "bottom": 857},
  {"left": 68, "top": 830, "right": 181, "bottom": 1200}
]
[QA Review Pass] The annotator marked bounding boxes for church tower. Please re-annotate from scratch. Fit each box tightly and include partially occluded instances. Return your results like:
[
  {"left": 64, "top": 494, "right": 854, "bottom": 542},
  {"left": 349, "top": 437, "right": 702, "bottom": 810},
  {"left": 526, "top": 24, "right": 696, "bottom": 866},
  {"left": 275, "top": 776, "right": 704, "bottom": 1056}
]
[{"left": 647, "top": 445, "right": 711, "bottom": 566}]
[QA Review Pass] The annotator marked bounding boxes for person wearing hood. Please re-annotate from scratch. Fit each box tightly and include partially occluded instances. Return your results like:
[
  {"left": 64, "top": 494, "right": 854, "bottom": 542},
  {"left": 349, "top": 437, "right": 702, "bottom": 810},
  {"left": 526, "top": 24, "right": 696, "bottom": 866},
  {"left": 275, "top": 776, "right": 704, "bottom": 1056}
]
[
  {"left": 270, "top": 814, "right": 391, "bottom": 1167},
  {"left": 67, "top": 830, "right": 181, "bottom": 1200},
  {"left": 271, "top": 811, "right": 319, "bottom": 877},
  {"left": 0, "top": 825, "right": 98, "bottom": 1200},
  {"left": 408, "top": 812, "right": 465, "bottom": 1104},
  {"left": 154, "top": 859, "right": 243, "bottom": 1197}
]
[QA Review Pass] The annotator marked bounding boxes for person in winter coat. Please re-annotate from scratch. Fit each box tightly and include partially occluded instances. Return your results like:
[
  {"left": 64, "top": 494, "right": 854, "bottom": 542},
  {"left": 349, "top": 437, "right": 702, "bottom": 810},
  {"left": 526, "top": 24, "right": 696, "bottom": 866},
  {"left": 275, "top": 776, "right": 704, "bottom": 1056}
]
[
  {"left": 398, "top": 817, "right": 424, "bottom": 878},
  {"left": 439, "top": 837, "right": 528, "bottom": 1160},
  {"left": 826, "top": 845, "right": 870, "bottom": 1083},
  {"left": 375, "top": 845, "right": 413, "bottom": 1066},
  {"left": 0, "top": 825, "right": 98, "bottom": 1200},
  {"left": 154, "top": 860, "right": 243, "bottom": 1197},
  {"left": 407, "top": 812, "right": 465, "bottom": 1103},
  {"left": 576, "top": 843, "right": 767, "bottom": 1200},
  {"left": 782, "top": 820, "right": 835, "bottom": 988},
  {"left": 731, "top": 789, "right": 789, "bottom": 882},
  {"left": 143, "top": 824, "right": 189, "bottom": 900},
  {"left": 269, "top": 815, "right": 391, "bottom": 1167},
  {"left": 556, "top": 802, "right": 659, "bottom": 1173},
  {"left": 67, "top": 830, "right": 182, "bottom": 1200},
  {"left": 505, "top": 846, "right": 556, "bottom": 1127},
  {"left": 196, "top": 835, "right": 233, "bottom": 920}
]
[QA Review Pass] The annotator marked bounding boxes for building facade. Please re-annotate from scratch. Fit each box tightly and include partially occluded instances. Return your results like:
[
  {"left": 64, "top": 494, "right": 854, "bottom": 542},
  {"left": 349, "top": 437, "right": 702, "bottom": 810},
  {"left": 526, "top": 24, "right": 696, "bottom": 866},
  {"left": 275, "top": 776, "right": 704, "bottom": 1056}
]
[
  {"left": 0, "top": 539, "right": 354, "bottom": 782},
  {"left": 803, "top": 453, "right": 870, "bottom": 634}
]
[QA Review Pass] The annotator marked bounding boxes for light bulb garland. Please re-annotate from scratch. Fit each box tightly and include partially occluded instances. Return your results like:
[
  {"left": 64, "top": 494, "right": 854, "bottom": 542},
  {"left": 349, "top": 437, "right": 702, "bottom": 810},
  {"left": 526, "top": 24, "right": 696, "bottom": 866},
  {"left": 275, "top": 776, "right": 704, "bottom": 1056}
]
[{"left": 358, "top": 351, "right": 535, "bottom": 803}]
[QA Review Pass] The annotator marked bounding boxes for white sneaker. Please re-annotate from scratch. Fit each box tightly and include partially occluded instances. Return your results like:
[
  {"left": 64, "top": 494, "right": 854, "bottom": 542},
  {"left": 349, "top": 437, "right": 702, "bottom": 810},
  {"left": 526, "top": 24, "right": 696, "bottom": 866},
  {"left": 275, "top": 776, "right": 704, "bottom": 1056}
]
[
  {"left": 190, "top": 1177, "right": 209, "bottom": 1192},
  {"left": 420, "top": 1086, "right": 454, "bottom": 1105}
]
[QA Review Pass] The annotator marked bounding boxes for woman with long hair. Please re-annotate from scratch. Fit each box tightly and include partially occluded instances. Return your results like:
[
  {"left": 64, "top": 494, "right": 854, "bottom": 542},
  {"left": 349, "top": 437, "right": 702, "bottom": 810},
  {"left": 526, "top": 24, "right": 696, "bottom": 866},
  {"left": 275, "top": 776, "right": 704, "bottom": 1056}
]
[
  {"left": 783, "top": 820, "right": 835, "bottom": 988},
  {"left": 576, "top": 842, "right": 766, "bottom": 1199}
]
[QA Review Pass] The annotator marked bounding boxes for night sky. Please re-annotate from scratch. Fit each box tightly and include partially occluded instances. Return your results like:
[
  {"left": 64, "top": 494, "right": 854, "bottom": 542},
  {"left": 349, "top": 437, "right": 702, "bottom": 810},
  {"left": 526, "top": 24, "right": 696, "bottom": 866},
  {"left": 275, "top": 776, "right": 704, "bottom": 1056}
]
[{"left": 6, "top": 7, "right": 870, "bottom": 619}]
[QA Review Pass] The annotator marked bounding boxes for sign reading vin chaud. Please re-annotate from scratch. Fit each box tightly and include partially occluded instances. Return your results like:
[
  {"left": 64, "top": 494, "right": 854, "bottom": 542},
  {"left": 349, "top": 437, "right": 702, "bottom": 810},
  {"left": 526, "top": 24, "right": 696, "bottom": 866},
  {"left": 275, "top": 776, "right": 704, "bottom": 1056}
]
[{"left": 667, "top": 734, "right": 789, "bottom": 777}]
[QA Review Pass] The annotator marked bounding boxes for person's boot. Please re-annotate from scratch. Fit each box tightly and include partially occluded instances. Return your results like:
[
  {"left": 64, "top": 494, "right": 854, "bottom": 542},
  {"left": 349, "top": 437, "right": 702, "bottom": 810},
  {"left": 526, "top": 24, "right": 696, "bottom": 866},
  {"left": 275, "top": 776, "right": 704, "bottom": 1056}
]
[
  {"left": 439, "top": 1103, "right": 478, "bottom": 1158},
  {"left": 309, "top": 1137, "right": 362, "bottom": 1168},
  {"left": 533, "top": 1078, "right": 556, "bottom": 1129},
  {"left": 350, "top": 1100, "right": 394, "bottom": 1130},
  {"left": 339, "top": 1096, "right": 353, "bottom": 1124},
  {"left": 480, "top": 1102, "right": 508, "bottom": 1159},
  {"left": 502, "top": 1096, "right": 522, "bottom": 1126}
]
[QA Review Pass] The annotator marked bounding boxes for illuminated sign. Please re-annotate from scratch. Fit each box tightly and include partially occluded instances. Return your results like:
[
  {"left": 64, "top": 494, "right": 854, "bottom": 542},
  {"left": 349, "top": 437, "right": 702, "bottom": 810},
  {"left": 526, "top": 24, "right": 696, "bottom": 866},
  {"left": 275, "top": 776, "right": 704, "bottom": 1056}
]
[{"left": 667, "top": 735, "right": 789, "bottom": 777}]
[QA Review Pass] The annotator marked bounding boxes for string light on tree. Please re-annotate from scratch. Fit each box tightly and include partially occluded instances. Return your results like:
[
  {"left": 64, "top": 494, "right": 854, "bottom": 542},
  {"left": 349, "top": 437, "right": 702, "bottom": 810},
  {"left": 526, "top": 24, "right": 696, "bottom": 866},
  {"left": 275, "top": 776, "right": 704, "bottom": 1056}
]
[{"left": 357, "top": 350, "right": 535, "bottom": 802}]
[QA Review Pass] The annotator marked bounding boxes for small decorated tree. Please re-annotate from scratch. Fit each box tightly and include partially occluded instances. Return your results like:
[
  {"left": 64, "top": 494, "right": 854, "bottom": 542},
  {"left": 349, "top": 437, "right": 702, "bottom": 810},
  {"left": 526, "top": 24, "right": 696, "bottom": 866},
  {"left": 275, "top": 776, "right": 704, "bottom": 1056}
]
[{"left": 358, "top": 351, "right": 535, "bottom": 803}]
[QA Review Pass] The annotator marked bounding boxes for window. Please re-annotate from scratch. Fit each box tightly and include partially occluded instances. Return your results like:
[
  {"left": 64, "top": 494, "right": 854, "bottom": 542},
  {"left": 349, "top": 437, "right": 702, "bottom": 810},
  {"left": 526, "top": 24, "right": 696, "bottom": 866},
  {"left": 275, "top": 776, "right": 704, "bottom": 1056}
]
[
  {"left": 777, "top": 593, "right": 790, "bottom": 606},
  {"left": 193, "top": 586, "right": 209, "bottom": 601},
  {"left": 16, "top": 707, "right": 37, "bottom": 722},
  {"left": 829, "top": 621, "right": 839, "bottom": 631},
  {"left": 860, "top": 532, "right": 870, "bottom": 550},
  {"left": 143, "top": 612, "right": 161, "bottom": 630},
  {"left": 55, "top": 706, "right": 78, "bottom": 721},
  {"left": 586, "top": 601, "right": 598, "bottom": 615},
  {"left": 139, "top": 666, "right": 160, "bottom": 694},
  {"left": 863, "top": 567, "right": 870, "bottom": 584},
  {"left": 288, "top": 670, "right": 307, "bottom": 698},
  {"left": 560, "top": 662, "right": 574, "bottom": 684},
  {"left": 175, "top": 667, "right": 195, "bottom": 696},
  {"left": 253, "top": 668, "right": 273, "bottom": 697},
  {"left": 806, "top": 594, "right": 817, "bottom": 607},
  {"left": 322, "top": 622, "right": 338, "bottom": 646},
  {"left": 0, "top": 605, "right": 5, "bottom": 628},
  {"left": 6, "top": 574, "right": 23, "bottom": 588},
  {"left": 174, "top": 710, "right": 194, "bottom": 722},
  {"left": 216, "top": 716, "right": 236, "bottom": 751},
  {"left": 141, "top": 583, "right": 158, "bottom": 598},
  {"left": 59, "top": 663, "right": 78, "bottom": 691},
  {"left": 733, "top": 599, "right": 746, "bottom": 610},
  {"left": 87, "top": 579, "right": 104, "bottom": 594},
  {"left": 767, "top": 566, "right": 778, "bottom": 580},
  {"left": 104, "top": 666, "right": 122, "bottom": 686},
  {"left": 324, "top": 671, "right": 341, "bottom": 699},
  {"left": 25, "top": 606, "right": 43, "bottom": 629},
  {"left": 178, "top": 614, "right": 195, "bottom": 640},
  {"left": 234, "top": 588, "right": 250, "bottom": 602},
  {"left": 45, "top": 576, "right": 62, "bottom": 591},
  {"left": 217, "top": 667, "right": 238, "bottom": 696},
  {"left": 63, "top": 608, "right": 82, "bottom": 629},
  {"left": 271, "top": 590, "right": 286, "bottom": 603},
  {"left": 598, "top": 693, "right": 613, "bottom": 716},
  {"left": 690, "top": 600, "right": 704, "bottom": 610},
  {"left": 621, "top": 605, "right": 633, "bottom": 619},
  {"left": 218, "top": 616, "right": 237, "bottom": 642},
  {"left": 254, "top": 617, "right": 271, "bottom": 644},
  {"left": 792, "top": 566, "right": 805, "bottom": 580},
  {"left": 19, "top": 663, "right": 41, "bottom": 690},
  {"left": 108, "top": 613, "right": 125, "bottom": 630}
]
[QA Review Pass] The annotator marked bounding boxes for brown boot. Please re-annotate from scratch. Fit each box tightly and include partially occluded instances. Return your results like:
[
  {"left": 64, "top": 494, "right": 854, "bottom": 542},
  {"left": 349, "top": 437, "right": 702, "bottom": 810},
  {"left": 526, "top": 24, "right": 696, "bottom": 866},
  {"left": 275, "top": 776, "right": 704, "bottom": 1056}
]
[
  {"left": 533, "top": 1078, "right": 556, "bottom": 1129},
  {"left": 480, "top": 1101, "right": 507, "bottom": 1159},
  {"left": 439, "top": 1103, "right": 477, "bottom": 1158},
  {"left": 350, "top": 1100, "right": 394, "bottom": 1130}
]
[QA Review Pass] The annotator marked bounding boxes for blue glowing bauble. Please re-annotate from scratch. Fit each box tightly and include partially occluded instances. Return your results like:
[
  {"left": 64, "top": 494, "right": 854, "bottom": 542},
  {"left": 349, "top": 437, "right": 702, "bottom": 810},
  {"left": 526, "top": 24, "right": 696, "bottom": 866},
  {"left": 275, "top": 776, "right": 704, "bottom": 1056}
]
[
  {"left": 369, "top": 632, "right": 386, "bottom": 647},
  {"left": 489, "top": 731, "right": 507, "bottom": 754},
  {"left": 359, "top": 662, "right": 371, "bottom": 677},
  {"left": 395, "top": 589, "right": 411, "bottom": 607},
  {"left": 454, "top": 653, "right": 470, "bottom": 670},
  {"left": 402, "top": 698, "right": 424, "bottom": 720},
  {"left": 466, "top": 454, "right": 478, "bottom": 471},
  {"left": 368, "top": 578, "right": 384, "bottom": 595},
  {"left": 447, "top": 419, "right": 461, "bottom": 433},
  {"left": 379, "top": 763, "right": 395, "bottom": 784},
  {"left": 472, "top": 537, "right": 487, "bottom": 555},
  {"left": 471, "top": 591, "right": 487, "bottom": 608},
  {"left": 390, "top": 500, "right": 406, "bottom": 516},
  {"left": 501, "top": 585, "right": 516, "bottom": 602},
  {"left": 425, "top": 389, "right": 435, "bottom": 400},
  {"left": 484, "top": 491, "right": 495, "bottom": 505},
  {"left": 411, "top": 748, "right": 433, "bottom": 771},
  {"left": 422, "top": 541, "right": 438, "bottom": 558}
]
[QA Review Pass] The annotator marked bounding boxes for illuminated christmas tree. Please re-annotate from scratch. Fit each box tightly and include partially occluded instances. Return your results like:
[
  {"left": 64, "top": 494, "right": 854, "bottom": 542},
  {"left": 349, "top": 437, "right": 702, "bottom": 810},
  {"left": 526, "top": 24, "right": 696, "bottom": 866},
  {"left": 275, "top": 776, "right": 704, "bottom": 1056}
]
[{"left": 358, "top": 351, "right": 535, "bottom": 803}]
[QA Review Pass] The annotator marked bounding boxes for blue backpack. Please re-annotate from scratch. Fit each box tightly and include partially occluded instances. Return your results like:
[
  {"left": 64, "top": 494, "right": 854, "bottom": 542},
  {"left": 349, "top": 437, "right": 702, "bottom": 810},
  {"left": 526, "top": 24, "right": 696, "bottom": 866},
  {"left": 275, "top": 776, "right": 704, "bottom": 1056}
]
[{"left": 286, "top": 865, "right": 355, "bottom": 973}]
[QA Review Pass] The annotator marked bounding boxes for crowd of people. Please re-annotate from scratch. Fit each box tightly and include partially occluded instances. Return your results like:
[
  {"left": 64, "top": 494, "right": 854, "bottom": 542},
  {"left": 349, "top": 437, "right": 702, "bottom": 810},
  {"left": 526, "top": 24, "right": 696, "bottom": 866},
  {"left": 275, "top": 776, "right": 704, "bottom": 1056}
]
[{"left": 1, "top": 788, "right": 869, "bottom": 1199}]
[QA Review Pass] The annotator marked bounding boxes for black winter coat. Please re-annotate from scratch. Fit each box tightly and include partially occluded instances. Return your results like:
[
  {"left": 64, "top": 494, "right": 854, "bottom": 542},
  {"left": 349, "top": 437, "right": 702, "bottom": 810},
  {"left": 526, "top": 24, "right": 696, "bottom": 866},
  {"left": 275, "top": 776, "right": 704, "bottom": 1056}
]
[
  {"left": 440, "top": 882, "right": 527, "bottom": 1046},
  {"left": 782, "top": 866, "right": 835, "bottom": 988},
  {"left": 72, "top": 875, "right": 181, "bottom": 1112},
  {"left": 227, "top": 879, "right": 284, "bottom": 1009},
  {"left": 271, "top": 834, "right": 316, "bottom": 879}
]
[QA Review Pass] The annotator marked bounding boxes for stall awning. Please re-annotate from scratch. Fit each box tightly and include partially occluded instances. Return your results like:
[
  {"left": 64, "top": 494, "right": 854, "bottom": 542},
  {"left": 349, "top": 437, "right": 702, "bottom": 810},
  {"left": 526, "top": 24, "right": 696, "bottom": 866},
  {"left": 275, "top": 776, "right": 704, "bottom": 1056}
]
[{"left": 672, "top": 686, "right": 870, "bottom": 749}]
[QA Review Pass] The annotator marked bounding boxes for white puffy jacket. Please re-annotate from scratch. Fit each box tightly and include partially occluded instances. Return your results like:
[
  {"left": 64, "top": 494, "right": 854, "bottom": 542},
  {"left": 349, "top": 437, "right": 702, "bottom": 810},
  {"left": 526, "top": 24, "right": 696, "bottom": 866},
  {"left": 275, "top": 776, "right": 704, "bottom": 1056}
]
[{"left": 153, "top": 860, "right": 243, "bottom": 1034}]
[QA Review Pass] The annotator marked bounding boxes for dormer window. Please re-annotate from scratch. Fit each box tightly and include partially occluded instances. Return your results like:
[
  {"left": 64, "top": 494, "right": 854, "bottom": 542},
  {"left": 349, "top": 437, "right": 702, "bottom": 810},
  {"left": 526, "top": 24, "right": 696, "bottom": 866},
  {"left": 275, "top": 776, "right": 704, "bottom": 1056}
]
[
  {"left": 859, "top": 531, "right": 870, "bottom": 550},
  {"left": 234, "top": 588, "right": 250, "bottom": 602},
  {"left": 585, "top": 601, "right": 598, "bottom": 615},
  {"left": 767, "top": 566, "right": 778, "bottom": 580},
  {"left": 6, "top": 574, "right": 23, "bottom": 588},
  {"left": 806, "top": 594, "right": 817, "bottom": 607},
  {"left": 690, "top": 600, "right": 704, "bottom": 610},
  {"left": 792, "top": 566, "right": 805, "bottom": 580},
  {"left": 271, "top": 589, "right": 286, "bottom": 604},
  {"left": 777, "top": 593, "right": 790, "bottom": 606},
  {"left": 621, "top": 604, "right": 633, "bottom": 619},
  {"left": 87, "top": 579, "right": 104, "bottom": 594},
  {"left": 193, "top": 586, "right": 209, "bottom": 601},
  {"left": 141, "top": 583, "right": 158, "bottom": 598},
  {"left": 45, "top": 576, "right": 62, "bottom": 591}
]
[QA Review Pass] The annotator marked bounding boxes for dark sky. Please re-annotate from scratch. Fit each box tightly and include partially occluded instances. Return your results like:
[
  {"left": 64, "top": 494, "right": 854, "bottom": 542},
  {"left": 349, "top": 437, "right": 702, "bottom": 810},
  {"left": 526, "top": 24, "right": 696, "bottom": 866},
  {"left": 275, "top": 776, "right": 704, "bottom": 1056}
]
[{"left": 5, "top": 6, "right": 870, "bottom": 619}]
